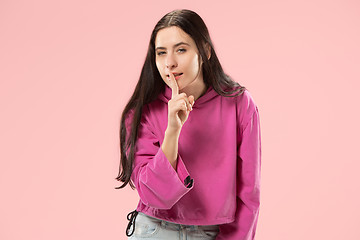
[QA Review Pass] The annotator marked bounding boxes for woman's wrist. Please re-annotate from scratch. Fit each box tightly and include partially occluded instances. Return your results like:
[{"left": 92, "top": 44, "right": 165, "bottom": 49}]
[{"left": 165, "top": 127, "right": 181, "bottom": 137}]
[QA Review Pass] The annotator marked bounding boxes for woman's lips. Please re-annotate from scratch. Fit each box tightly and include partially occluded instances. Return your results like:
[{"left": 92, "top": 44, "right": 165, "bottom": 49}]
[{"left": 166, "top": 73, "right": 183, "bottom": 80}]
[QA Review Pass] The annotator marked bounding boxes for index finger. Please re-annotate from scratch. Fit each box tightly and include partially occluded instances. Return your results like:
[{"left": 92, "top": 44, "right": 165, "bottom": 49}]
[{"left": 168, "top": 72, "right": 179, "bottom": 99}]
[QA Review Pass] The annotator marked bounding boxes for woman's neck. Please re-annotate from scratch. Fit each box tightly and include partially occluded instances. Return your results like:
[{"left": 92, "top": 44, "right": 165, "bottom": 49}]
[{"left": 179, "top": 79, "right": 207, "bottom": 101}]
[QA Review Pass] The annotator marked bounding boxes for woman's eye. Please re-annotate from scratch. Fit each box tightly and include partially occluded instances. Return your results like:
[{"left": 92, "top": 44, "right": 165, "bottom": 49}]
[
  {"left": 178, "top": 48, "right": 186, "bottom": 53},
  {"left": 157, "top": 51, "right": 166, "bottom": 56}
]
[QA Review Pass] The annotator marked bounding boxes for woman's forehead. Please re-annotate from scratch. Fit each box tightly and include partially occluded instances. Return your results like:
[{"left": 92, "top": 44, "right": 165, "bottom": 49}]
[{"left": 155, "top": 26, "right": 194, "bottom": 48}]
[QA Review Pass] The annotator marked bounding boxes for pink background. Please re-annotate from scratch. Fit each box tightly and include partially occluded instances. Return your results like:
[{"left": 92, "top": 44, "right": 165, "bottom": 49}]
[{"left": 1, "top": 0, "right": 359, "bottom": 239}]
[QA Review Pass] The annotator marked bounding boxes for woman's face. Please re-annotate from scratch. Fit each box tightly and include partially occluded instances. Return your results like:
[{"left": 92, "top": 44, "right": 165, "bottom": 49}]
[{"left": 155, "top": 26, "right": 204, "bottom": 91}]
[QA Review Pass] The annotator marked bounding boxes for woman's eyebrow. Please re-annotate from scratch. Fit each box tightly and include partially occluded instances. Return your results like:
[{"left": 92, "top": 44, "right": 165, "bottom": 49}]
[{"left": 155, "top": 42, "right": 190, "bottom": 50}]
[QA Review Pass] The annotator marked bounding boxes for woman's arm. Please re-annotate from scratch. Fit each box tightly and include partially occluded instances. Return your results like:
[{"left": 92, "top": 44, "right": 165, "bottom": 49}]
[
  {"left": 162, "top": 72, "right": 194, "bottom": 170},
  {"left": 217, "top": 107, "right": 262, "bottom": 240},
  {"left": 128, "top": 106, "right": 194, "bottom": 210},
  {"left": 161, "top": 128, "right": 181, "bottom": 170}
]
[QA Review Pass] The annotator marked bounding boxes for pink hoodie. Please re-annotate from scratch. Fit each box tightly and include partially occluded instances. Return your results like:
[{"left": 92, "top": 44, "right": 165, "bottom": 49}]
[{"left": 126, "top": 84, "right": 261, "bottom": 240}]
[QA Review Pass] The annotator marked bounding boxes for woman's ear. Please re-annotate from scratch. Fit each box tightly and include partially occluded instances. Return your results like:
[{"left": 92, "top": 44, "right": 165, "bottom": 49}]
[
  {"left": 200, "top": 43, "right": 211, "bottom": 64},
  {"left": 205, "top": 43, "right": 211, "bottom": 60}
]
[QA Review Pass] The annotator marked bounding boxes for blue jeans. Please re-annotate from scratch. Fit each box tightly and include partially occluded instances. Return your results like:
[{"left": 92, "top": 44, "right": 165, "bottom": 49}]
[{"left": 127, "top": 211, "right": 220, "bottom": 239}]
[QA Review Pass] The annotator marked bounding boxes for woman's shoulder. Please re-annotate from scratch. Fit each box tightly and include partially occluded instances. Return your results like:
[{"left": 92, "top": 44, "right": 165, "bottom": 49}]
[
  {"left": 224, "top": 85, "right": 257, "bottom": 110},
  {"left": 232, "top": 87, "right": 259, "bottom": 125},
  {"left": 238, "top": 88, "right": 257, "bottom": 108}
]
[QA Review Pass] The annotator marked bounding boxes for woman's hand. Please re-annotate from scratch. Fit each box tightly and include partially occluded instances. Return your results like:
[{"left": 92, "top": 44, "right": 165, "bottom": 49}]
[{"left": 166, "top": 72, "right": 195, "bottom": 132}]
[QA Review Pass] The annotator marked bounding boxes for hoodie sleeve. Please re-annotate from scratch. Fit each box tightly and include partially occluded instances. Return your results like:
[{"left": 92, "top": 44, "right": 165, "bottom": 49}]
[
  {"left": 128, "top": 106, "right": 194, "bottom": 210},
  {"left": 217, "top": 107, "right": 261, "bottom": 240}
]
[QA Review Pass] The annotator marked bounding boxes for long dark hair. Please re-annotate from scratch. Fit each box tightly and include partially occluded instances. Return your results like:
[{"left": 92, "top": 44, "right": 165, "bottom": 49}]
[{"left": 115, "top": 9, "right": 246, "bottom": 190}]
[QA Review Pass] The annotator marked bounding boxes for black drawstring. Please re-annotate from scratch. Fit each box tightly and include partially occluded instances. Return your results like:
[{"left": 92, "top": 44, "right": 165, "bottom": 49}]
[{"left": 126, "top": 210, "right": 138, "bottom": 237}]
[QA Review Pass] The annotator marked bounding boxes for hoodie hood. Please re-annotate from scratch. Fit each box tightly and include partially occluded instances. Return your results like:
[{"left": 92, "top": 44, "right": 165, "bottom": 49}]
[{"left": 158, "top": 84, "right": 220, "bottom": 108}]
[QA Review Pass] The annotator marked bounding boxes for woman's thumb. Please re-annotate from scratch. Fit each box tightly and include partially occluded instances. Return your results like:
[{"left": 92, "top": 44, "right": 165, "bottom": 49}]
[{"left": 188, "top": 95, "right": 195, "bottom": 106}]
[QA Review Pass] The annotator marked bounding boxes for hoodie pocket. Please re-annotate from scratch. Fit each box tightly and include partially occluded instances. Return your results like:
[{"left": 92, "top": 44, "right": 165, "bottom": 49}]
[
  {"left": 133, "top": 213, "right": 161, "bottom": 238},
  {"left": 198, "top": 225, "right": 220, "bottom": 239}
]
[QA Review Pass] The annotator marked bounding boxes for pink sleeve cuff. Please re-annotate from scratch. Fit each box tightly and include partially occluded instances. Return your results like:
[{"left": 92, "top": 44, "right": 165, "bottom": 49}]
[{"left": 176, "top": 153, "right": 194, "bottom": 188}]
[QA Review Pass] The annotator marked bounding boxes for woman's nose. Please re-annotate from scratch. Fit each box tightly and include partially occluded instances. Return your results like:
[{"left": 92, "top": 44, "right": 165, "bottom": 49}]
[{"left": 165, "top": 54, "right": 177, "bottom": 69}]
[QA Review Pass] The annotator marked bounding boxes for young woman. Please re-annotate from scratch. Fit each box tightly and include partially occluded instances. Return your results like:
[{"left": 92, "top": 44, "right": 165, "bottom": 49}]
[{"left": 115, "top": 9, "right": 262, "bottom": 240}]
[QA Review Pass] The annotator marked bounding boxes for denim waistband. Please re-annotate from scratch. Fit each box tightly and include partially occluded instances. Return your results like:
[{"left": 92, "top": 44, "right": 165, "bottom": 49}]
[{"left": 137, "top": 211, "right": 220, "bottom": 231}]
